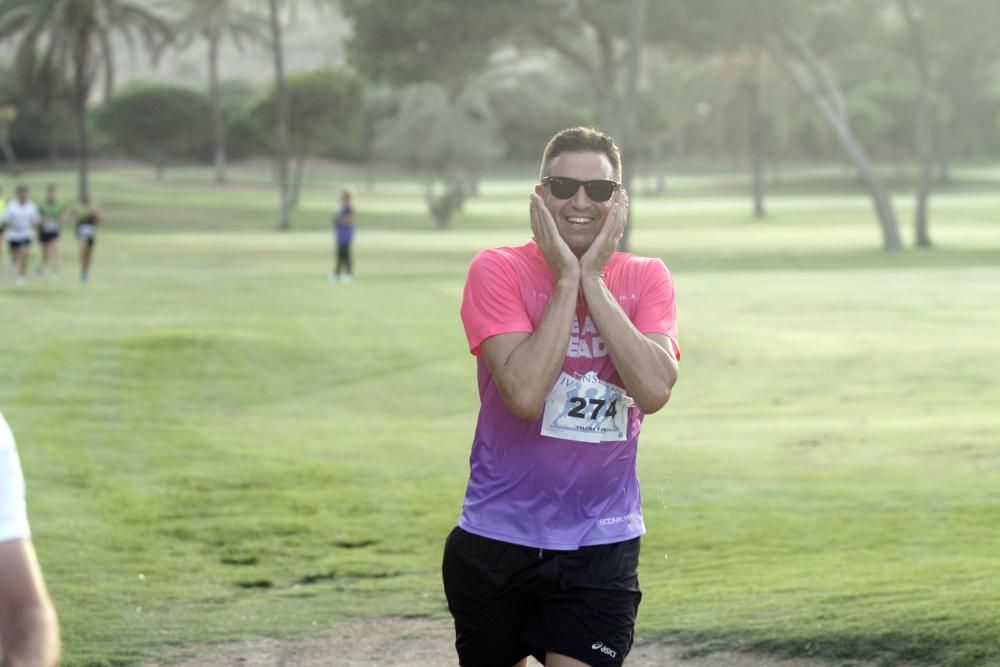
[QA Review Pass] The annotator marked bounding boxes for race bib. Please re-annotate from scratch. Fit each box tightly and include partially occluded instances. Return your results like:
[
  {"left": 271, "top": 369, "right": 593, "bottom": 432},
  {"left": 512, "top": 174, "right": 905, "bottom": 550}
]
[
  {"left": 42, "top": 219, "right": 59, "bottom": 233},
  {"left": 541, "top": 371, "right": 633, "bottom": 443},
  {"left": 77, "top": 223, "right": 95, "bottom": 238}
]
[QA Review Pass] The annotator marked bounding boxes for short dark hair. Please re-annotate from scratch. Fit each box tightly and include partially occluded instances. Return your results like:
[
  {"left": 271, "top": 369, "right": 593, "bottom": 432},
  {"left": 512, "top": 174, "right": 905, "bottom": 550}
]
[{"left": 539, "top": 127, "right": 621, "bottom": 181}]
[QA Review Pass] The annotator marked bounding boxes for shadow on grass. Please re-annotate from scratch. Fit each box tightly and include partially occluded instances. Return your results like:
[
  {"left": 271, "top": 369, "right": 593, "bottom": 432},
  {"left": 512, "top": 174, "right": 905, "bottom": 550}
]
[{"left": 658, "top": 627, "right": 1000, "bottom": 667}]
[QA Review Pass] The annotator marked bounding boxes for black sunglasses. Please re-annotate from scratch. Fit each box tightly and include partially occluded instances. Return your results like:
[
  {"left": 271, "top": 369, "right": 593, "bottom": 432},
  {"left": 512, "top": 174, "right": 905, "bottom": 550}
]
[{"left": 541, "top": 176, "right": 620, "bottom": 202}]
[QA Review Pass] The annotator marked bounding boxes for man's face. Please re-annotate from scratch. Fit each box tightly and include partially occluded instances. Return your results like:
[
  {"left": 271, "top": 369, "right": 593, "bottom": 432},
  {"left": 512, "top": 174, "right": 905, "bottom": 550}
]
[
  {"left": 46, "top": 187, "right": 55, "bottom": 201},
  {"left": 16, "top": 187, "right": 27, "bottom": 203},
  {"left": 535, "top": 151, "right": 617, "bottom": 258}
]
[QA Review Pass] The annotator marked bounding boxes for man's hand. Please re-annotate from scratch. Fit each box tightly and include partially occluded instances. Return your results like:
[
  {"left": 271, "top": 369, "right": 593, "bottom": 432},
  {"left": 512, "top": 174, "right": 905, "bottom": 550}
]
[
  {"left": 580, "top": 189, "right": 628, "bottom": 279},
  {"left": 530, "top": 194, "right": 579, "bottom": 284}
]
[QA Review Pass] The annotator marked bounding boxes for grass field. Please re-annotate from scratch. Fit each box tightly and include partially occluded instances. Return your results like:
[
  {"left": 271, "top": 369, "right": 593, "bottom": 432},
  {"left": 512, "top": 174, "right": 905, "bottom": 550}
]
[{"left": 2, "top": 164, "right": 999, "bottom": 667}]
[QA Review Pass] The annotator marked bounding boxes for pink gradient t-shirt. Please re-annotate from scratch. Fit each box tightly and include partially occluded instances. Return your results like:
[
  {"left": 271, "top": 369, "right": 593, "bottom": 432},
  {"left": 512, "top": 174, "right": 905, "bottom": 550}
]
[{"left": 459, "top": 241, "right": 679, "bottom": 549}]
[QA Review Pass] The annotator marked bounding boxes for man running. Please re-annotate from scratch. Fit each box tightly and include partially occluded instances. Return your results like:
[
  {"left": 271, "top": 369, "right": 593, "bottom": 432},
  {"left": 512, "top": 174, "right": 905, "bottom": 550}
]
[
  {"left": 36, "top": 185, "right": 65, "bottom": 277},
  {"left": 74, "top": 193, "right": 100, "bottom": 284},
  {"left": 443, "top": 127, "right": 680, "bottom": 667},
  {"left": 0, "top": 412, "right": 61, "bottom": 666},
  {"left": 1, "top": 185, "right": 40, "bottom": 286}
]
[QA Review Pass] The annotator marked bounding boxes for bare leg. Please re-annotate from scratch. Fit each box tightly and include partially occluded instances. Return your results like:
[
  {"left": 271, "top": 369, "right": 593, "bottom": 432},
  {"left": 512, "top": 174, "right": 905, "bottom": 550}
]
[
  {"left": 50, "top": 239, "right": 60, "bottom": 274},
  {"left": 546, "top": 652, "right": 592, "bottom": 666},
  {"left": 80, "top": 243, "right": 92, "bottom": 282},
  {"left": 15, "top": 245, "right": 29, "bottom": 279}
]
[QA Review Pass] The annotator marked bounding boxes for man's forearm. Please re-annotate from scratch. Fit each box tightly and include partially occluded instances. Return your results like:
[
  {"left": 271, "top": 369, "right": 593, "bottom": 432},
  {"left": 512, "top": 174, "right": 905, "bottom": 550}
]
[
  {"left": 581, "top": 273, "right": 677, "bottom": 413},
  {"left": 495, "top": 278, "right": 579, "bottom": 419}
]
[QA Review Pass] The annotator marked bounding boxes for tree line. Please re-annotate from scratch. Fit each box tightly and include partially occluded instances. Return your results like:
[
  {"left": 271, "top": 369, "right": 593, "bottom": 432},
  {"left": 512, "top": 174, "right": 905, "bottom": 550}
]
[{"left": 1, "top": 0, "right": 999, "bottom": 249}]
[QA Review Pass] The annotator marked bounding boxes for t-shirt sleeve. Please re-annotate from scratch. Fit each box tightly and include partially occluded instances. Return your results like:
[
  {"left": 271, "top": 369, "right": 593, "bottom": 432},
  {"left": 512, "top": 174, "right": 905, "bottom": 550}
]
[
  {"left": 461, "top": 249, "right": 534, "bottom": 356},
  {"left": 0, "top": 416, "right": 30, "bottom": 544},
  {"left": 633, "top": 258, "right": 680, "bottom": 361}
]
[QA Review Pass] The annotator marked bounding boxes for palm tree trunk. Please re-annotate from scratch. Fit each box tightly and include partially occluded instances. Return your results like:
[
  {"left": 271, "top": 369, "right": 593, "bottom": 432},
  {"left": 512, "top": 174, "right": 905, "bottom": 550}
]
[
  {"left": 74, "top": 102, "right": 90, "bottom": 201},
  {"left": 749, "top": 76, "right": 766, "bottom": 218},
  {"left": 208, "top": 34, "right": 227, "bottom": 185},
  {"left": 617, "top": 0, "right": 646, "bottom": 253},
  {"left": 901, "top": 0, "right": 933, "bottom": 248},
  {"left": 268, "top": 0, "right": 292, "bottom": 230},
  {"left": 749, "top": 0, "right": 766, "bottom": 219},
  {"left": 73, "top": 41, "right": 91, "bottom": 202}
]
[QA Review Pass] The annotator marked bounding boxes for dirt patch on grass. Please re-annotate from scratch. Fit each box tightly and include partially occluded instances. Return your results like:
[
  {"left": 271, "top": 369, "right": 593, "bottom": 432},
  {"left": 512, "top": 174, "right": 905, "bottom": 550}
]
[{"left": 144, "top": 616, "right": 874, "bottom": 667}]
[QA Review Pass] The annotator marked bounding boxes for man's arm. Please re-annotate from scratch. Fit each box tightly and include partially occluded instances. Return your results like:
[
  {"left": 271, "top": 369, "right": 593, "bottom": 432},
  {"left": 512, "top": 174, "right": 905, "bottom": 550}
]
[
  {"left": 0, "top": 539, "right": 60, "bottom": 667},
  {"left": 581, "top": 283, "right": 678, "bottom": 414},
  {"left": 480, "top": 286, "right": 576, "bottom": 421},
  {"left": 579, "top": 191, "right": 678, "bottom": 414},
  {"left": 479, "top": 194, "right": 580, "bottom": 420}
]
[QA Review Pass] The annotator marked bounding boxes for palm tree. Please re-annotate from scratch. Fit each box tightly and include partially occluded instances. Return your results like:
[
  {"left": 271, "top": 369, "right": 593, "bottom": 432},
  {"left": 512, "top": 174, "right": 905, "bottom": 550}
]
[
  {"left": 175, "top": 0, "right": 267, "bottom": 184},
  {"left": 0, "top": 0, "right": 171, "bottom": 200},
  {"left": 267, "top": 0, "right": 291, "bottom": 230}
]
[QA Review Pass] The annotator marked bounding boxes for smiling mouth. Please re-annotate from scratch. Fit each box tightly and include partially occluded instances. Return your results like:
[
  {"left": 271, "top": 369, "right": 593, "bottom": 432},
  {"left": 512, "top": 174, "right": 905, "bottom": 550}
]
[{"left": 565, "top": 216, "right": 594, "bottom": 226}]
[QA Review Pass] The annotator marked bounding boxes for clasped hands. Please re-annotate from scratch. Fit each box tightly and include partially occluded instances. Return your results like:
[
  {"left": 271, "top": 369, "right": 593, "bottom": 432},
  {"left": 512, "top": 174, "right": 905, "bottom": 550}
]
[{"left": 529, "top": 190, "right": 628, "bottom": 285}]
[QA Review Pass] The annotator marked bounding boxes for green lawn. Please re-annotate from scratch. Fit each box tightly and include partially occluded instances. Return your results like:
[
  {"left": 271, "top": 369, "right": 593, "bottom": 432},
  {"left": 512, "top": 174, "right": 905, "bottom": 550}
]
[{"left": 2, "top": 165, "right": 999, "bottom": 666}]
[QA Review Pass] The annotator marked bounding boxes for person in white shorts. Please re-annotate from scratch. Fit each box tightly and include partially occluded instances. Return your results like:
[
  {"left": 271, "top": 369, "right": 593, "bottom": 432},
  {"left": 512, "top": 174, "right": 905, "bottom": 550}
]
[
  {"left": 1, "top": 185, "right": 40, "bottom": 286},
  {"left": 0, "top": 412, "right": 60, "bottom": 666}
]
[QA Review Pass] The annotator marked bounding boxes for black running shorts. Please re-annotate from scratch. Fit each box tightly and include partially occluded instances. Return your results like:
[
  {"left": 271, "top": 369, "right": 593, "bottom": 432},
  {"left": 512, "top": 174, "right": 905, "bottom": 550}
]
[{"left": 442, "top": 526, "right": 641, "bottom": 667}]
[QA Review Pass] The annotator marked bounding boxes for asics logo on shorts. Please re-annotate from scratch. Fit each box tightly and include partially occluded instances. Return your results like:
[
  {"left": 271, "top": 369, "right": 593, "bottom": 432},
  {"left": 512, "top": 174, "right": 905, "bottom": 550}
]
[{"left": 591, "top": 641, "right": 617, "bottom": 658}]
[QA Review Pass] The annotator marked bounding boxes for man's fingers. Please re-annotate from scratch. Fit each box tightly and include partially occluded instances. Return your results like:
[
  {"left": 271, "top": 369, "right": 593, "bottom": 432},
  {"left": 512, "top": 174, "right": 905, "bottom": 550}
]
[
  {"left": 533, "top": 194, "right": 558, "bottom": 237},
  {"left": 530, "top": 196, "right": 544, "bottom": 242}
]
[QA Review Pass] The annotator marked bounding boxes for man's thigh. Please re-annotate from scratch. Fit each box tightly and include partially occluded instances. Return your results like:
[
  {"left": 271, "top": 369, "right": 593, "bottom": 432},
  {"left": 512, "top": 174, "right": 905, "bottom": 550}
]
[
  {"left": 527, "top": 538, "right": 642, "bottom": 667},
  {"left": 442, "top": 527, "right": 560, "bottom": 667}
]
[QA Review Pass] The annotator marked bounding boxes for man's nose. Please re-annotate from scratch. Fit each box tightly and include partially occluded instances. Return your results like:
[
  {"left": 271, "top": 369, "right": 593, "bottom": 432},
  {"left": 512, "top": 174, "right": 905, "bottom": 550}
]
[{"left": 570, "top": 183, "right": 591, "bottom": 208}]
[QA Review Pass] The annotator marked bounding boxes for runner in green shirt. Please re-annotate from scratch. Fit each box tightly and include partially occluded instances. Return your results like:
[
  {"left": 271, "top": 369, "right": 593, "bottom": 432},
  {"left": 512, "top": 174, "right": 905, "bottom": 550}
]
[{"left": 36, "top": 184, "right": 66, "bottom": 276}]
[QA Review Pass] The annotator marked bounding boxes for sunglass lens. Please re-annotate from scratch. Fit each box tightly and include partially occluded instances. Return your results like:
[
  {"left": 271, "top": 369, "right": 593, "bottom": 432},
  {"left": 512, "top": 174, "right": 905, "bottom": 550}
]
[
  {"left": 549, "top": 178, "right": 579, "bottom": 199},
  {"left": 585, "top": 182, "right": 615, "bottom": 202},
  {"left": 546, "top": 178, "right": 617, "bottom": 201}
]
